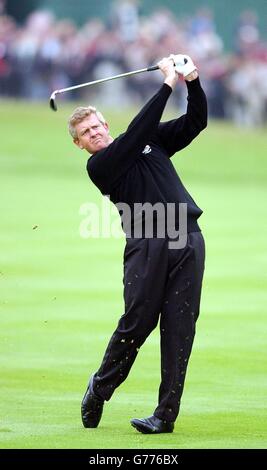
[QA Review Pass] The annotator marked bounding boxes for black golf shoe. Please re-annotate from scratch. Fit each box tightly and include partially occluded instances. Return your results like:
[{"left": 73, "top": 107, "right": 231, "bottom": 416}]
[
  {"left": 81, "top": 374, "right": 104, "bottom": 428},
  {"left": 130, "top": 415, "right": 174, "bottom": 434}
]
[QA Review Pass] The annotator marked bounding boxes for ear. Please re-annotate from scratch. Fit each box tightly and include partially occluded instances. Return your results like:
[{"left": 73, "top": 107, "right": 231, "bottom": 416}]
[{"left": 73, "top": 138, "right": 83, "bottom": 150}]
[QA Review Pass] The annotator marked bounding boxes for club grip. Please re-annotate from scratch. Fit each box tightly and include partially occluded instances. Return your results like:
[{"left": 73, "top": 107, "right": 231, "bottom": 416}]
[
  {"left": 147, "top": 60, "right": 179, "bottom": 72},
  {"left": 147, "top": 65, "right": 159, "bottom": 72}
]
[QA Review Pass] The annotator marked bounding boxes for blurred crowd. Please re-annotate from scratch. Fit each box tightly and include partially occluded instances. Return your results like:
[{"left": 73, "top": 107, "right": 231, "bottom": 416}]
[{"left": 1, "top": 1, "right": 267, "bottom": 126}]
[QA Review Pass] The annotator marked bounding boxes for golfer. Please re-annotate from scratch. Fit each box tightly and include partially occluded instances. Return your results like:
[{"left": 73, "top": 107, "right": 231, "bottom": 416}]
[{"left": 68, "top": 55, "right": 207, "bottom": 434}]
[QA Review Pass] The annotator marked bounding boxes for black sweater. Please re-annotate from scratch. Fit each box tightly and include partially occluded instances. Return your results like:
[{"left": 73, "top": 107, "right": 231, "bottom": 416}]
[{"left": 87, "top": 77, "right": 207, "bottom": 236}]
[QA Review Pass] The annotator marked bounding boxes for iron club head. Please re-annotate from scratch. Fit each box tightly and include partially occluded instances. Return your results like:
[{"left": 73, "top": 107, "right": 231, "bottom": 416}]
[{"left": 49, "top": 91, "right": 57, "bottom": 111}]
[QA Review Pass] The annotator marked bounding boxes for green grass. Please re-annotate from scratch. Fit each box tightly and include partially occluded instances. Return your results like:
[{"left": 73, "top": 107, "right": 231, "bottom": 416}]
[{"left": 0, "top": 101, "right": 267, "bottom": 449}]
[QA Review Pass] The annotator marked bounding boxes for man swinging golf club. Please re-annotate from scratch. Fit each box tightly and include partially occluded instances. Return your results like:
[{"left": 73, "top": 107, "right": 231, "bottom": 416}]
[{"left": 68, "top": 54, "right": 207, "bottom": 434}]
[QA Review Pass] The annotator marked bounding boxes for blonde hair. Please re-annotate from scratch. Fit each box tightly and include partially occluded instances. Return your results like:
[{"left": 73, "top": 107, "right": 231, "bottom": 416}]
[{"left": 68, "top": 106, "right": 106, "bottom": 140}]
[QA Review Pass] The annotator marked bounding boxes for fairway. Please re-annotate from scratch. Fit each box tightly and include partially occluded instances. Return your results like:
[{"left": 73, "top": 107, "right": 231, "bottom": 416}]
[{"left": 1, "top": 101, "right": 267, "bottom": 449}]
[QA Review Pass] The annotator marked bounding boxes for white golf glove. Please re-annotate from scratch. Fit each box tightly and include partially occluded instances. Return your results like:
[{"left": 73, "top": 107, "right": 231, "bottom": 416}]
[{"left": 169, "top": 54, "right": 197, "bottom": 77}]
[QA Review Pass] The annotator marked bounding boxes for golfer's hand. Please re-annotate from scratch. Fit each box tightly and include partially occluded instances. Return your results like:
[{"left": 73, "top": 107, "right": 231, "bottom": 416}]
[
  {"left": 169, "top": 54, "right": 198, "bottom": 81},
  {"left": 157, "top": 57, "right": 178, "bottom": 90}
]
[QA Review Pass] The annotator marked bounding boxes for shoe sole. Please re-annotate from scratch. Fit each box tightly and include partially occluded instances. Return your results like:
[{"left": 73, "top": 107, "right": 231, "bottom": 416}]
[
  {"left": 131, "top": 421, "right": 174, "bottom": 434},
  {"left": 131, "top": 422, "right": 153, "bottom": 434}
]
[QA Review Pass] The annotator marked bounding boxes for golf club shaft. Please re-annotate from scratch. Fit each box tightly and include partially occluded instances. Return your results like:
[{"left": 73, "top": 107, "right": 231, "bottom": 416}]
[{"left": 54, "top": 65, "right": 159, "bottom": 96}]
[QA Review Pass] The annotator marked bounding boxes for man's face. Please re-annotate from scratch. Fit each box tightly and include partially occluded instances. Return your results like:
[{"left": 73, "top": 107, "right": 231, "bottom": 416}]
[{"left": 74, "top": 113, "right": 112, "bottom": 154}]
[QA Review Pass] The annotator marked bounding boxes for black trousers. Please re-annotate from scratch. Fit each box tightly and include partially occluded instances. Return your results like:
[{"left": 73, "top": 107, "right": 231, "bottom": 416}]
[{"left": 93, "top": 232, "right": 205, "bottom": 422}]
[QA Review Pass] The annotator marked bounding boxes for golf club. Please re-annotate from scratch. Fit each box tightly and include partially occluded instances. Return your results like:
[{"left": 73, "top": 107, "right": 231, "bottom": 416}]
[
  {"left": 49, "top": 55, "right": 188, "bottom": 111},
  {"left": 49, "top": 64, "right": 160, "bottom": 112}
]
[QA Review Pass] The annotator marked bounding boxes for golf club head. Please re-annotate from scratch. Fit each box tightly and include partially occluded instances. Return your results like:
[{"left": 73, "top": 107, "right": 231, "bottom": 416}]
[{"left": 49, "top": 92, "right": 57, "bottom": 111}]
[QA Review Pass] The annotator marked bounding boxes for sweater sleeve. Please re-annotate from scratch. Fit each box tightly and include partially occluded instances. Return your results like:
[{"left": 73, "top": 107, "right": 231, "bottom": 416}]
[
  {"left": 157, "top": 77, "right": 208, "bottom": 158},
  {"left": 87, "top": 83, "right": 172, "bottom": 193}
]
